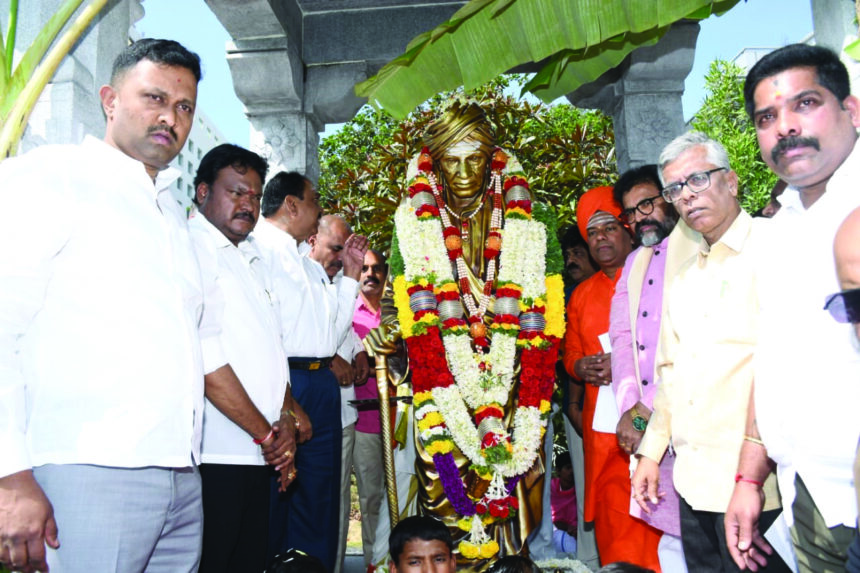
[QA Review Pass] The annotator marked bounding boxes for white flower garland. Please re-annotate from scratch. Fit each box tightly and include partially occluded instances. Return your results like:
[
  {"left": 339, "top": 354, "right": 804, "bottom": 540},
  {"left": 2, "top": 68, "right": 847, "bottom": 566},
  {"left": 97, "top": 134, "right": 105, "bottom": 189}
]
[
  {"left": 498, "top": 218, "right": 547, "bottom": 301},
  {"left": 395, "top": 188, "right": 550, "bottom": 476},
  {"left": 394, "top": 205, "right": 453, "bottom": 282}
]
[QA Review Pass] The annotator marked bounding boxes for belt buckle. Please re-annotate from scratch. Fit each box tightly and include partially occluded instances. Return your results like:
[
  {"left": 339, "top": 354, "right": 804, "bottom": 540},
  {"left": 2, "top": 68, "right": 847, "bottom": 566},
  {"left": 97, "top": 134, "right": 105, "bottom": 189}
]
[{"left": 309, "top": 361, "right": 320, "bottom": 371}]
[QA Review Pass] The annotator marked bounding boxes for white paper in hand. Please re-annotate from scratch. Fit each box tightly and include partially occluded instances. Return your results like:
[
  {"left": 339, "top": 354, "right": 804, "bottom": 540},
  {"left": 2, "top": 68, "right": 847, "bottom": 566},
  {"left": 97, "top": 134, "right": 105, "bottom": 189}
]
[{"left": 592, "top": 332, "right": 620, "bottom": 433}]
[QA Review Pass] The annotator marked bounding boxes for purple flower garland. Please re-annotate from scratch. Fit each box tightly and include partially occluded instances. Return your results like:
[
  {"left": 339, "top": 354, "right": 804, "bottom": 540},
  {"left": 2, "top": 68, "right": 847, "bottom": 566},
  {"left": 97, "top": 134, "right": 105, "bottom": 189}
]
[{"left": 434, "top": 452, "right": 522, "bottom": 517}]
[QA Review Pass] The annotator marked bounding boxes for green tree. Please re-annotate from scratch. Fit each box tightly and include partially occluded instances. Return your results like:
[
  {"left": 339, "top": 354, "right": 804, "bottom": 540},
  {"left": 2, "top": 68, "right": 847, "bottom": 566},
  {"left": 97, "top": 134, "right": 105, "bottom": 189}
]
[
  {"left": 691, "top": 59, "right": 777, "bottom": 213},
  {"left": 319, "top": 74, "right": 616, "bottom": 250}
]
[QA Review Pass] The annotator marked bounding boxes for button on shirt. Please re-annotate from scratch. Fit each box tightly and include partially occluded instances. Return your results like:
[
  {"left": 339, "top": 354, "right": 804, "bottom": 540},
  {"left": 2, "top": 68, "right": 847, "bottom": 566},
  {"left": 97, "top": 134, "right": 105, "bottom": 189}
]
[
  {"left": 190, "top": 215, "right": 290, "bottom": 466},
  {"left": 754, "top": 144, "right": 860, "bottom": 528},
  {"left": 0, "top": 137, "right": 222, "bottom": 478},
  {"left": 253, "top": 219, "right": 359, "bottom": 359},
  {"left": 639, "top": 211, "right": 779, "bottom": 513}
]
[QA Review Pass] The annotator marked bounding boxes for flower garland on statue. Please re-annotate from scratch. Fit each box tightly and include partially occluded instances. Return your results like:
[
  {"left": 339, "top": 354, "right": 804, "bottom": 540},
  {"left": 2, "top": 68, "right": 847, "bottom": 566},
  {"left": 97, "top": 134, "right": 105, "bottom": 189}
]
[{"left": 388, "top": 145, "right": 565, "bottom": 559}]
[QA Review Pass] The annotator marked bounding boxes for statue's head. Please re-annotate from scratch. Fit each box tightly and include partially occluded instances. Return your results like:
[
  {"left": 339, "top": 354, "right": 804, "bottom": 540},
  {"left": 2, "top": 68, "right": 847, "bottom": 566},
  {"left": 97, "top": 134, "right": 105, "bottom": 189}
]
[{"left": 425, "top": 102, "right": 496, "bottom": 200}]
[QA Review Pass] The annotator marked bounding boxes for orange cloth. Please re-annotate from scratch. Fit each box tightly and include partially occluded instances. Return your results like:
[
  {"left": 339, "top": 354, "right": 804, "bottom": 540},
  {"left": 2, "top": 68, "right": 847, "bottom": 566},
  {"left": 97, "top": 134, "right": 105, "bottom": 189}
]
[
  {"left": 576, "top": 186, "right": 621, "bottom": 239},
  {"left": 563, "top": 271, "right": 662, "bottom": 570}
]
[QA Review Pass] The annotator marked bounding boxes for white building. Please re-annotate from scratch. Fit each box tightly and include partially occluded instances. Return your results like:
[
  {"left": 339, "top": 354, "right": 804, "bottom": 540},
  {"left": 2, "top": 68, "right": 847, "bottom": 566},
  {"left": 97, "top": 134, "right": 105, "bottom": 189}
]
[{"left": 168, "top": 110, "right": 226, "bottom": 212}]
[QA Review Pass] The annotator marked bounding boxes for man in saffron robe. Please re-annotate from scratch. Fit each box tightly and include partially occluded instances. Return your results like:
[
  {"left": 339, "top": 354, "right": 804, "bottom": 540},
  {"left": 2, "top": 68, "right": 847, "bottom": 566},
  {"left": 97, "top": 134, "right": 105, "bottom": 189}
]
[{"left": 563, "top": 186, "right": 662, "bottom": 570}]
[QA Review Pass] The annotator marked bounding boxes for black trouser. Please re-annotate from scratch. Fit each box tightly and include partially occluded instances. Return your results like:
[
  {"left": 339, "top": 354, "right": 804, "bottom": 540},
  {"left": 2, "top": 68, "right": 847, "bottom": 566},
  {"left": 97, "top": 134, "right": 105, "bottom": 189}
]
[
  {"left": 200, "top": 463, "right": 270, "bottom": 573},
  {"left": 679, "top": 495, "right": 792, "bottom": 573}
]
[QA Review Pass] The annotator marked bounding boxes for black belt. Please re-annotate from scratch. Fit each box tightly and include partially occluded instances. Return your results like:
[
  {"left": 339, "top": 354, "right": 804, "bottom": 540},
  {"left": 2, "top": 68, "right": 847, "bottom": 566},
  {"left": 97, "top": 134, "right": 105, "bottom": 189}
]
[{"left": 288, "top": 357, "right": 333, "bottom": 371}]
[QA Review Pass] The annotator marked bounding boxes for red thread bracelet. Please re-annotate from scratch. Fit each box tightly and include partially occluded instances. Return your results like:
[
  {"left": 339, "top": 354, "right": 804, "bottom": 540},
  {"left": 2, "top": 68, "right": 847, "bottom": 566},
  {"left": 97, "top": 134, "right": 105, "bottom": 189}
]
[
  {"left": 734, "top": 473, "right": 764, "bottom": 487},
  {"left": 253, "top": 428, "right": 274, "bottom": 445}
]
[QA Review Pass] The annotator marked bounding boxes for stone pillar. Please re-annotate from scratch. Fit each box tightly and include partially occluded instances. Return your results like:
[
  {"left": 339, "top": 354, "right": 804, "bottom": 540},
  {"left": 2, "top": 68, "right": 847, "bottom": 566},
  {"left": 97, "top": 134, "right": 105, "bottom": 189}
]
[
  {"left": 0, "top": 0, "right": 142, "bottom": 151},
  {"left": 566, "top": 21, "right": 700, "bottom": 173},
  {"left": 249, "top": 111, "right": 322, "bottom": 181},
  {"left": 811, "top": 0, "right": 856, "bottom": 54}
]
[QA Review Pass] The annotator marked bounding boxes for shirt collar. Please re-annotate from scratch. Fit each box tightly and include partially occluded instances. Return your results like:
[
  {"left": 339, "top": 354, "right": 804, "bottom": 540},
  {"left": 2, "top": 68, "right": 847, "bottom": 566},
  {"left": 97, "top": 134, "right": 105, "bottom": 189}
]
[
  {"left": 698, "top": 208, "right": 752, "bottom": 256},
  {"left": 81, "top": 135, "right": 180, "bottom": 195},
  {"left": 191, "top": 212, "right": 237, "bottom": 250},
  {"left": 356, "top": 293, "right": 381, "bottom": 316},
  {"left": 255, "top": 218, "right": 300, "bottom": 256},
  {"left": 777, "top": 139, "right": 860, "bottom": 216}
]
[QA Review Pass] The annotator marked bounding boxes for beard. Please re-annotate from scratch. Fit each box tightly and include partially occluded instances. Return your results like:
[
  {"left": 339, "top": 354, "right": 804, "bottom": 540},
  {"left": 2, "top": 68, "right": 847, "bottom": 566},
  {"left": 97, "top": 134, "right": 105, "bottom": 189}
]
[{"left": 636, "top": 217, "right": 674, "bottom": 247}]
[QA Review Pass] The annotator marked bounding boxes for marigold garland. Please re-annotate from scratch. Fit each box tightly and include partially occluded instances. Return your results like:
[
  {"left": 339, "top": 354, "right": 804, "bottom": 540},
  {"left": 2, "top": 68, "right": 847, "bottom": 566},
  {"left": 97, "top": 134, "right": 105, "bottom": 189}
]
[{"left": 392, "top": 146, "right": 564, "bottom": 560}]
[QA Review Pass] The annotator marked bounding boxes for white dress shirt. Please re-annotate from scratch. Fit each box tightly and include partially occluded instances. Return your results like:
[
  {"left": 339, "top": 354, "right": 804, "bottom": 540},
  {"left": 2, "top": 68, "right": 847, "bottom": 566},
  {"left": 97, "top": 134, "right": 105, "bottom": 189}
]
[
  {"left": 338, "top": 328, "right": 365, "bottom": 429},
  {"left": 0, "top": 137, "right": 223, "bottom": 478},
  {"left": 252, "top": 218, "right": 359, "bottom": 358},
  {"left": 754, "top": 143, "right": 860, "bottom": 528},
  {"left": 190, "top": 215, "right": 290, "bottom": 465}
]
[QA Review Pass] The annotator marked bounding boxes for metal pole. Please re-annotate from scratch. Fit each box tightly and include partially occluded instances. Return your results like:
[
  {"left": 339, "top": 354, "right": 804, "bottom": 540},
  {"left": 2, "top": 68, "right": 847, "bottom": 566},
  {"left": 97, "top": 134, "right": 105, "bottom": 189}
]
[{"left": 375, "top": 354, "right": 400, "bottom": 527}]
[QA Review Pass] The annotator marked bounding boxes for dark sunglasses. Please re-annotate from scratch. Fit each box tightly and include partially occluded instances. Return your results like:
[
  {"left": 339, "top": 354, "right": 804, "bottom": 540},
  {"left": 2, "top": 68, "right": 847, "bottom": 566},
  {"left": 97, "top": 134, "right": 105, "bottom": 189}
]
[{"left": 823, "top": 287, "right": 860, "bottom": 324}]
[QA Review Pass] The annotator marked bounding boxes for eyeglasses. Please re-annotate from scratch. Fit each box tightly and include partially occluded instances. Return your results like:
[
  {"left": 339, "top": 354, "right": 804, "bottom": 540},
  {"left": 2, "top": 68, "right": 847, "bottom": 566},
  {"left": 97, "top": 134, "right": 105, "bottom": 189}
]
[
  {"left": 621, "top": 195, "right": 663, "bottom": 224},
  {"left": 824, "top": 287, "right": 860, "bottom": 324},
  {"left": 661, "top": 167, "right": 728, "bottom": 203}
]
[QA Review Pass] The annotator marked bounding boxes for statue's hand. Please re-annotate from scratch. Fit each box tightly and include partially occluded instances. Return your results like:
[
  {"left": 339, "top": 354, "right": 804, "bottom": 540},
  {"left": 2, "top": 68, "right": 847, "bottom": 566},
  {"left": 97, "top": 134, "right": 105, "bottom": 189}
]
[{"left": 363, "top": 323, "right": 401, "bottom": 358}]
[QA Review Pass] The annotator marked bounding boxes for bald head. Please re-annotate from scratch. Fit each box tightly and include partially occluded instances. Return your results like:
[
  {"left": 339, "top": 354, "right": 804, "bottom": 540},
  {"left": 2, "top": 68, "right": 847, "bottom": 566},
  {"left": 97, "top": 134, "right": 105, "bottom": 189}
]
[
  {"left": 835, "top": 208, "right": 860, "bottom": 289},
  {"left": 834, "top": 207, "right": 860, "bottom": 340},
  {"left": 309, "top": 214, "right": 352, "bottom": 279}
]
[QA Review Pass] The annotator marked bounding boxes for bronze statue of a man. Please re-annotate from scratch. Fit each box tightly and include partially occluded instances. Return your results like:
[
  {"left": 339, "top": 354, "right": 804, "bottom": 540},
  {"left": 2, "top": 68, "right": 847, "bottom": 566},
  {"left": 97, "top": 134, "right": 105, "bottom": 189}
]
[{"left": 368, "top": 102, "right": 565, "bottom": 567}]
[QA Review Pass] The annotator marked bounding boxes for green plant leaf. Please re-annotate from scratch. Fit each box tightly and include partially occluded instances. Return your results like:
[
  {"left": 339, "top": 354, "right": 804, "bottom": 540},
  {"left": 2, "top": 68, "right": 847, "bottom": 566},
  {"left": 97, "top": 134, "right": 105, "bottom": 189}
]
[
  {"left": 1, "top": 0, "right": 84, "bottom": 121},
  {"left": 356, "top": 0, "right": 742, "bottom": 119}
]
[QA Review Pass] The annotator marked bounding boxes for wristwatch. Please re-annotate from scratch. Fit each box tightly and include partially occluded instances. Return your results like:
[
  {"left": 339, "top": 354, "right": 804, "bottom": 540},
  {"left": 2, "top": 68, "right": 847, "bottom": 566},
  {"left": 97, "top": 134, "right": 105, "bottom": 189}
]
[{"left": 631, "top": 405, "right": 648, "bottom": 432}]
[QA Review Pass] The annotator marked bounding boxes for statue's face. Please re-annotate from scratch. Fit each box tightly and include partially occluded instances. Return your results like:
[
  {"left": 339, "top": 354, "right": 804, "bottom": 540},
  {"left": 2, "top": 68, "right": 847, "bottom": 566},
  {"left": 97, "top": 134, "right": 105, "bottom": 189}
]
[{"left": 439, "top": 138, "right": 489, "bottom": 199}]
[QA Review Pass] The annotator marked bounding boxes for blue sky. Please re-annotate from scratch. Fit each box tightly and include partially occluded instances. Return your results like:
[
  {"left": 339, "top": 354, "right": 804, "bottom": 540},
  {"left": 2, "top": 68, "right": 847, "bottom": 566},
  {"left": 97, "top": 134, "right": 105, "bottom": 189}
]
[{"left": 138, "top": 0, "right": 814, "bottom": 147}]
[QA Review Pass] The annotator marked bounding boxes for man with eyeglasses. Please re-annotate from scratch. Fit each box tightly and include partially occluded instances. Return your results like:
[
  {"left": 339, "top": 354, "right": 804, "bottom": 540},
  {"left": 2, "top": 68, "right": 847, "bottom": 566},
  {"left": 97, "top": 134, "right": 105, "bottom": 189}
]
[
  {"left": 632, "top": 132, "right": 791, "bottom": 573},
  {"left": 724, "top": 44, "right": 860, "bottom": 572},
  {"left": 563, "top": 186, "right": 663, "bottom": 570},
  {"left": 608, "top": 164, "right": 699, "bottom": 571}
]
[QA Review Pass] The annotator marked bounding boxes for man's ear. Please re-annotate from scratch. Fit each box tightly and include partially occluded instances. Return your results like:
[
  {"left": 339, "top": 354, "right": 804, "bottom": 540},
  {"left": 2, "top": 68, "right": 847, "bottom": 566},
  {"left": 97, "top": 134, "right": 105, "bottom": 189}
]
[
  {"left": 388, "top": 560, "right": 398, "bottom": 573},
  {"left": 99, "top": 84, "right": 117, "bottom": 120},
  {"left": 728, "top": 170, "right": 739, "bottom": 197},
  {"left": 195, "top": 183, "right": 209, "bottom": 207},
  {"left": 285, "top": 195, "right": 299, "bottom": 217},
  {"left": 307, "top": 233, "right": 318, "bottom": 248},
  {"left": 843, "top": 95, "right": 860, "bottom": 128}
]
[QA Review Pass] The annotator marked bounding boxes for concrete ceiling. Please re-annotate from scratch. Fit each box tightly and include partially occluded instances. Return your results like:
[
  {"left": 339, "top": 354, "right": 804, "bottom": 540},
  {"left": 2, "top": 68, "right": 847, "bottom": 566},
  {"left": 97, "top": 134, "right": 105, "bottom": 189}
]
[{"left": 205, "top": 0, "right": 467, "bottom": 125}]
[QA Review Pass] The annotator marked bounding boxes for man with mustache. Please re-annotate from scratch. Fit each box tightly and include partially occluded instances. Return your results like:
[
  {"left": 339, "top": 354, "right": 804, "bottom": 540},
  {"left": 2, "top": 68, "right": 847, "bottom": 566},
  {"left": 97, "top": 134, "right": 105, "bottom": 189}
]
[
  {"left": 255, "top": 185, "right": 368, "bottom": 570},
  {"left": 725, "top": 44, "right": 860, "bottom": 572},
  {"left": 0, "top": 39, "right": 236, "bottom": 573},
  {"left": 563, "top": 186, "right": 662, "bottom": 569},
  {"left": 306, "top": 214, "right": 372, "bottom": 573},
  {"left": 557, "top": 224, "right": 600, "bottom": 568},
  {"left": 562, "top": 226, "right": 598, "bottom": 296},
  {"left": 632, "top": 132, "right": 790, "bottom": 573},
  {"left": 190, "top": 144, "right": 303, "bottom": 572},
  {"left": 609, "top": 164, "right": 697, "bottom": 571},
  {"left": 333, "top": 249, "right": 389, "bottom": 573}
]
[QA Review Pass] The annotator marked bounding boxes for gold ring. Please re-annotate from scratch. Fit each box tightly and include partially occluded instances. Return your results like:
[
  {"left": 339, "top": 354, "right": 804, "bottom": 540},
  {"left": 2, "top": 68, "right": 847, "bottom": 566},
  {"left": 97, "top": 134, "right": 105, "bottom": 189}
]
[
  {"left": 287, "top": 471, "right": 296, "bottom": 479},
  {"left": 283, "top": 451, "right": 292, "bottom": 459}
]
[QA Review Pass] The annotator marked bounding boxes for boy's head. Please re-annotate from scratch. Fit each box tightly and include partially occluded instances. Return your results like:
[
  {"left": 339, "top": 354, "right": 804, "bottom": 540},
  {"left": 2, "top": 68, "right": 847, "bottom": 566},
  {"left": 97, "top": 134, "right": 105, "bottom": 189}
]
[{"left": 389, "top": 516, "right": 456, "bottom": 573}]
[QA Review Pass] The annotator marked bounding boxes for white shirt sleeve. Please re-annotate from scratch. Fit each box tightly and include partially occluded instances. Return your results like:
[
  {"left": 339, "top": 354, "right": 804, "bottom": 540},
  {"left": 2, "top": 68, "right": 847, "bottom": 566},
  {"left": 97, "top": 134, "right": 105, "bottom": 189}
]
[
  {"left": 0, "top": 150, "right": 76, "bottom": 477},
  {"left": 189, "top": 219, "right": 227, "bottom": 375},
  {"left": 333, "top": 276, "right": 359, "bottom": 349}
]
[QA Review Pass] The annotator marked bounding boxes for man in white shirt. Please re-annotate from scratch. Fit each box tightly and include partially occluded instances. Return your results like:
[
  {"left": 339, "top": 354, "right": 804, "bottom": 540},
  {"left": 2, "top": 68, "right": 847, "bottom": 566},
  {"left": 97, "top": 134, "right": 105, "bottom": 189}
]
[
  {"left": 726, "top": 43, "right": 860, "bottom": 572},
  {"left": 254, "top": 175, "right": 368, "bottom": 571},
  {"left": 0, "top": 39, "right": 237, "bottom": 573},
  {"left": 190, "top": 144, "right": 303, "bottom": 573},
  {"left": 307, "top": 216, "right": 375, "bottom": 573}
]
